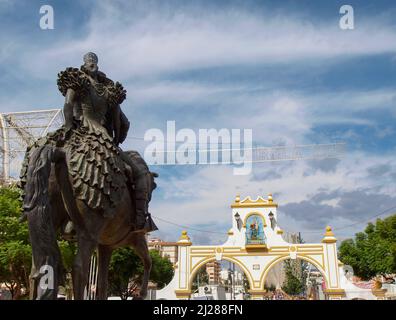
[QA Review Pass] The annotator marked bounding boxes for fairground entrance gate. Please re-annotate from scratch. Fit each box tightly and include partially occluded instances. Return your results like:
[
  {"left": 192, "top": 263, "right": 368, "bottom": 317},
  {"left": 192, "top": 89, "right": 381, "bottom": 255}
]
[{"left": 156, "top": 194, "right": 347, "bottom": 300}]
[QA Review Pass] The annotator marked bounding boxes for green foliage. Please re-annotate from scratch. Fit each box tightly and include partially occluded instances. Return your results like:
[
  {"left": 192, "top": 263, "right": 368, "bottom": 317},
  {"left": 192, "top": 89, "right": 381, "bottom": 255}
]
[
  {"left": 108, "top": 247, "right": 174, "bottom": 299},
  {"left": 108, "top": 247, "right": 140, "bottom": 299},
  {"left": 281, "top": 259, "right": 306, "bottom": 295},
  {"left": 339, "top": 215, "right": 396, "bottom": 280},
  {"left": 242, "top": 272, "right": 250, "bottom": 291},
  {"left": 57, "top": 240, "right": 76, "bottom": 299},
  {"left": 58, "top": 240, "right": 76, "bottom": 273},
  {"left": 0, "top": 186, "right": 31, "bottom": 299},
  {"left": 192, "top": 266, "right": 209, "bottom": 291},
  {"left": 282, "top": 234, "right": 307, "bottom": 296},
  {"left": 0, "top": 187, "right": 27, "bottom": 243},
  {"left": 0, "top": 186, "right": 76, "bottom": 299},
  {"left": 149, "top": 250, "right": 174, "bottom": 289}
]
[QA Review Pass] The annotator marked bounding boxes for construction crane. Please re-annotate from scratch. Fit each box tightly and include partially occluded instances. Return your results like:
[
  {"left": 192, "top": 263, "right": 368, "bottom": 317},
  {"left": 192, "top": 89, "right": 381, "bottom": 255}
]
[{"left": 0, "top": 108, "right": 345, "bottom": 184}]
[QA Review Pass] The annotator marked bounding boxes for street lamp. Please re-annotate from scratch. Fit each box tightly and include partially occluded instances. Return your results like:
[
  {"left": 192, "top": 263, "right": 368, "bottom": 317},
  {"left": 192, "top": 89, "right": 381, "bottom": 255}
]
[{"left": 234, "top": 213, "right": 242, "bottom": 230}]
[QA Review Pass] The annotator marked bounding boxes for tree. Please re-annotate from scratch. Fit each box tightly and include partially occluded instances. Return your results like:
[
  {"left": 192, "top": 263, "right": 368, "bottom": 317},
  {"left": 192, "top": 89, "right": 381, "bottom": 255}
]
[
  {"left": 149, "top": 250, "right": 175, "bottom": 289},
  {"left": 108, "top": 247, "right": 174, "bottom": 299},
  {"left": 0, "top": 186, "right": 31, "bottom": 299},
  {"left": 242, "top": 272, "right": 250, "bottom": 292},
  {"left": 281, "top": 259, "right": 306, "bottom": 295},
  {"left": 191, "top": 266, "right": 208, "bottom": 291},
  {"left": 0, "top": 186, "right": 76, "bottom": 299},
  {"left": 281, "top": 234, "right": 308, "bottom": 296},
  {"left": 339, "top": 215, "right": 396, "bottom": 280},
  {"left": 57, "top": 240, "right": 76, "bottom": 299}
]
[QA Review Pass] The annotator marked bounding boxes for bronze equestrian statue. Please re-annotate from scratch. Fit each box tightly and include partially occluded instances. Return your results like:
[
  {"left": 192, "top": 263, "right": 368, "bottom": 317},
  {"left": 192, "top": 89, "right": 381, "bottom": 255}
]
[{"left": 20, "top": 52, "right": 158, "bottom": 300}]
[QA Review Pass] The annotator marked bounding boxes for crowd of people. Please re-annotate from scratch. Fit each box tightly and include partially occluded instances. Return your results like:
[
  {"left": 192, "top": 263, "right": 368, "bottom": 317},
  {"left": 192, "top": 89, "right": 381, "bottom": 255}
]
[{"left": 262, "top": 289, "right": 308, "bottom": 300}]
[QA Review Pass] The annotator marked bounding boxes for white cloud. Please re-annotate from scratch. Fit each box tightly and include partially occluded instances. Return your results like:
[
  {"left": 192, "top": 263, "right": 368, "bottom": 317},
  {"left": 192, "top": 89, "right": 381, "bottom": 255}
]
[
  {"left": 6, "top": 1, "right": 396, "bottom": 81},
  {"left": 150, "top": 150, "right": 396, "bottom": 244},
  {"left": 124, "top": 82, "right": 396, "bottom": 151}
]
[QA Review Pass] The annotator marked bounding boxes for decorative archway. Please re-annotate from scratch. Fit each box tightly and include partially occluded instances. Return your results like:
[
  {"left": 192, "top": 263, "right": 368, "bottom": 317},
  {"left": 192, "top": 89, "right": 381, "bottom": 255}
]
[
  {"left": 260, "top": 254, "right": 330, "bottom": 290},
  {"left": 156, "top": 194, "right": 346, "bottom": 300}
]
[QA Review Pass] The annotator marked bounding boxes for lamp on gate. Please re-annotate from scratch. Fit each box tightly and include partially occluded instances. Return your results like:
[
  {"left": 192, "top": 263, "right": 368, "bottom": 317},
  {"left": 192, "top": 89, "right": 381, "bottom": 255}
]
[
  {"left": 234, "top": 212, "right": 242, "bottom": 230},
  {"left": 269, "top": 211, "right": 276, "bottom": 229}
]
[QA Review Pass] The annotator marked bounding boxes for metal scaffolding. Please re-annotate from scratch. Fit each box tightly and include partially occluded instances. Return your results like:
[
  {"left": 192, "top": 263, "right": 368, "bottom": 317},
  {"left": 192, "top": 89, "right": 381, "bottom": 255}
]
[
  {"left": 0, "top": 108, "right": 345, "bottom": 185},
  {"left": 0, "top": 109, "right": 64, "bottom": 184}
]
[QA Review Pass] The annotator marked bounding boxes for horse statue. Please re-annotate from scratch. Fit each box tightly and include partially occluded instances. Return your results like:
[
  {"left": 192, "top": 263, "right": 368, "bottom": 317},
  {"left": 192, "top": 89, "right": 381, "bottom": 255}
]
[{"left": 19, "top": 52, "right": 158, "bottom": 300}]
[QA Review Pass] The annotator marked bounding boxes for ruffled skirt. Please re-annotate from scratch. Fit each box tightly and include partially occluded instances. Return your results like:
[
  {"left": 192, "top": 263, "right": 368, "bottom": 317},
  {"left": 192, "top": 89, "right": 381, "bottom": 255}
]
[{"left": 20, "top": 117, "right": 127, "bottom": 218}]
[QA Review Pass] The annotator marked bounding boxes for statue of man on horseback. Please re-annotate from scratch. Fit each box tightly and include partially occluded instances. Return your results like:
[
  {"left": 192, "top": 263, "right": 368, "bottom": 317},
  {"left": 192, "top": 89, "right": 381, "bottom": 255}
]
[{"left": 20, "top": 53, "right": 159, "bottom": 299}]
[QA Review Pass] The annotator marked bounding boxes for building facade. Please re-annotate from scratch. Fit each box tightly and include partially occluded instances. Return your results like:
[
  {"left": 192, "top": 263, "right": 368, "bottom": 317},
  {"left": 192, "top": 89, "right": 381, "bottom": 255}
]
[
  {"left": 147, "top": 237, "right": 179, "bottom": 265},
  {"left": 206, "top": 261, "right": 221, "bottom": 284}
]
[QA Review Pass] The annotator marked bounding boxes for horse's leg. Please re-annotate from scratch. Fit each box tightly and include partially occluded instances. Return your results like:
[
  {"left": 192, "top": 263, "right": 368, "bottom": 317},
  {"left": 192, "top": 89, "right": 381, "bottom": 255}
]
[
  {"left": 72, "top": 233, "right": 97, "bottom": 300},
  {"left": 54, "top": 149, "right": 86, "bottom": 233},
  {"left": 130, "top": 234, "right": 152, "bottom": 299},
  {"left": 24, "top": 145, "right": 62, "bottom": 300},
  {"left": 96, "top": 245, "right": 113, "bottom": 300},
  {"left": 53, "top": 148, "right": 99, "bottom": 300}
]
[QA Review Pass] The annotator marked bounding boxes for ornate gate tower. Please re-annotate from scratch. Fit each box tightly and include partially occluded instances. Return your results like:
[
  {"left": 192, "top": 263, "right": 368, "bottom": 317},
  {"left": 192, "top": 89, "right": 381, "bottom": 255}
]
[{"left": 156, "top": 194, "right": 346, "bottom": 300}]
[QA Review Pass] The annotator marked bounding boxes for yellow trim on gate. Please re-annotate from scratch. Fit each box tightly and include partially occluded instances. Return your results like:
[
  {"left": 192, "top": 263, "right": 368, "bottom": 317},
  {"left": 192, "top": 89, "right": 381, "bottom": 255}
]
[{"left": 189, "top": 255, "right": 256, "bottom": 290}]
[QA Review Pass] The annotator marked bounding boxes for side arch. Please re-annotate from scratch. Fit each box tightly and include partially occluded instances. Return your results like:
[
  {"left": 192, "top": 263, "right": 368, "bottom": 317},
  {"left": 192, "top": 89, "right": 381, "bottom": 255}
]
[
  {"left": 189, "top": 255, "right": 254, "bottom": 291},
  {"left": 259, "top": 254, "right": 330, "bottom": 290}
]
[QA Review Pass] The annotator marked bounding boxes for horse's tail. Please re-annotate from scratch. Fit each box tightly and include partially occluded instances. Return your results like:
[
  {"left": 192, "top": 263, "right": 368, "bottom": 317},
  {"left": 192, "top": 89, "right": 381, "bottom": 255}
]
[{"left": 23, "top": 145, "right": 62, "bottom": 299}]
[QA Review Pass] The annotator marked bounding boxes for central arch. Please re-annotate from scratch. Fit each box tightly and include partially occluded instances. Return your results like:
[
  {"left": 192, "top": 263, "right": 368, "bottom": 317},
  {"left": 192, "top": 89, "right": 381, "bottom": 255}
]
[
  {"left": 259, "top": 254, "right": 330, "bottom": 290},
  {"left": 189, "top": 255, "right": 254, "bottom": 292}
]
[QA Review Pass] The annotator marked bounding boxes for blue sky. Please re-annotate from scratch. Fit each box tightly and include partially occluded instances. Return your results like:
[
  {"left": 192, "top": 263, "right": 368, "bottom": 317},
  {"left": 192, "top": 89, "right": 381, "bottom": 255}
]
[{"left": 1, "top": 0, "right": 396, "bottom": 244}]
